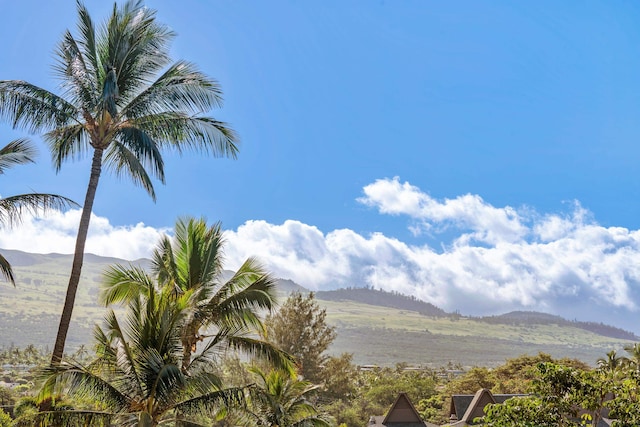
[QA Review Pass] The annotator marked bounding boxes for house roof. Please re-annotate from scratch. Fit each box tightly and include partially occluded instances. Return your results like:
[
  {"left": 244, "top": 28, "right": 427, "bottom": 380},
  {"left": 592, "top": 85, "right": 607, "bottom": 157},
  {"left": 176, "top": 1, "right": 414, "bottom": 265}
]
[
  {"left": 447, "top": 389, "right": 526, "bottom": 426},
  {"left": 367, "top": 393, "right": 431, "bottom": 427},
  {"left": 383, "top": 392, "right": 425, "bottom": 425}
]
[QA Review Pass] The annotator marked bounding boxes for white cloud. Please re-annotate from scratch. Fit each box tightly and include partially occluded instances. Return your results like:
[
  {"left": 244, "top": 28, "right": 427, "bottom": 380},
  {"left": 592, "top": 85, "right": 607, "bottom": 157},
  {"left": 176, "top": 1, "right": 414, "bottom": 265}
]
[
  {"left": 358, "top": 177, "right": 528, "bottom": 244},
  {"left": 0, "top": 209, "right": 167, "bottom": 260},
  {"left": 3, "top": 179, "right": 640, "bottom": 333}
]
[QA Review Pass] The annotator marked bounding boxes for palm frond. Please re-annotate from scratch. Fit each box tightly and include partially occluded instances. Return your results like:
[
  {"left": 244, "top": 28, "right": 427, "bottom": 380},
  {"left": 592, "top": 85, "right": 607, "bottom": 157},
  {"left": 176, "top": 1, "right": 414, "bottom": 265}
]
[
  {"left": 16, "top": 410, "right": 114, "bottom": 427},
  {"left": 122, "top": 60, "right": 224, "bottom": 119},
  {"left": 53, "top": 29, "right": 99, "bottom": 112},
  {"left": 43, "top": 123, "right": 90, "bottom": 171},
  {"left": 139, "top": 348, "right": 184, "bottom": 406},
  {"left": 99, "top": 309, "right": 144, "bottom": 397},
  {"left": 100, "top": 263, "right": 155, "bottom": 306},
  {"left": 0, "top": 80, "right": 77, "bottom": 132},
  {"left": 0, "top": 193, "right": 78, "bottom": 227},
  {"left": 38, "top": 361, "right": 130, "bottom": 413},
  {"left": 0, "top": 252, "right": 15, "bottom": 286},
  {"left": 130, "top": 113, "right": 239, "bottom": 158},
  {"left": 215, "top": 257, "right": 277, "bottom": 309},
  {"left": 0, "top": 138, "right": 36, "bottom": 173},
  {"left": 103, "top": 138, "right": 159, "bottom": 200},
  {"left": 98, "top": 0, "right": 175, "bottom": 105},
  {"left": 217, "top": 335, "right": 294, "bottom": 374},
  {"left": 175, "top": 218, "right": 224, "bottom": 295},
  {"left": 173, "top": 387, "right": 245, "bottom": 419},
  {"left": 152, "top": 235, "right": 181, "bottom": 293},
  {"left": 75, "top": 1, "right": 101, "bottom": 83}
]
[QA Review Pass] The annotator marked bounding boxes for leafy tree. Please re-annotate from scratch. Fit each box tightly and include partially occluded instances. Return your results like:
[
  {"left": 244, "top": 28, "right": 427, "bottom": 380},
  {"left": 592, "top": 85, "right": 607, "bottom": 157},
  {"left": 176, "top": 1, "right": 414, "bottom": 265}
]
[
  {"left": 245, "top": 366, "right": 332, "bottom": 427},
  {"left": 481, "top": 362, "right": 606, "bottom": 427},
  {"left": 265, "top": 292, "right": 336, "bottom": 383},
  {"left": 481, "top": 395, "right": 563, "bottom": 427},
  {"left": 0, "top": 386, "right": 15, "bottom": 406},
  {"left": 492, "top": 352, "right": 590, "bottom": 394},
  {"left": 0, "top": 139, "right": 76, "bottom": 285},
  {"left": 37, "top": 285, "right": 245, "bottom": 426},
  {"left": 444, "top": 366, "right": 496, "bottom": 395},
  {"left": 0, "top": 0, "right": 238, "bottom": 364},
  {"left": 0, "top": 408, "right": 10, "bottom": 427},
  {"left": 607, "top": 370, "right": 640, "bottom": 426},
  {"left": 100, "top": 216, "right": 291, "bottom": 375},
  {"left": 321, "top": 353, "right": 358, "bottom": 402}
]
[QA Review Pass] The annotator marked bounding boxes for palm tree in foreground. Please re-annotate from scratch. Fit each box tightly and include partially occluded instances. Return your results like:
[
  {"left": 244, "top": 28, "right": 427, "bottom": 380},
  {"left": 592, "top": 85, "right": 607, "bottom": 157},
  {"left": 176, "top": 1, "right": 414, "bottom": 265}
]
[
  {"left": 0, "top": 138, "right": 77, "bottom": 285},
  {"left": 246, "top": 367, "right": 332, "bottom": 427},
  {"left": 0, "top": 0, "right": 238, "bottom": 364},
  {"left": 100, "top": 216, "right": 292, "bottom": 375},
  {"left": 35, "top": 285, "right": 244, "bottom": 427}
]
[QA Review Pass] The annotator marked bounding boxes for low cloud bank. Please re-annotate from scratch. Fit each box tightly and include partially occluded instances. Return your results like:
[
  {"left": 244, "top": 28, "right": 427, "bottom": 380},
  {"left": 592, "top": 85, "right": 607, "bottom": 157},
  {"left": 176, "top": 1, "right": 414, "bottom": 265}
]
[{"left": 3, "top": 177, "right": 639, "bottom": 332}]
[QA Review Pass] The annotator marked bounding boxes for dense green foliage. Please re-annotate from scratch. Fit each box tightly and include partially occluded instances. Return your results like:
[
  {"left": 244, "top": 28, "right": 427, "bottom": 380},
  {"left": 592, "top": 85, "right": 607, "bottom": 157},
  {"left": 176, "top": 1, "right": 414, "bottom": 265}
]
[
  {"left": 245, "top": 367, "right": 332, "bottom": 427},
  {"left": 480, "top": 353, "right": 640, "bottom": 427},
  {"left": 32, "top": 282, "right": 246, "bottom": 426},
  {"left": 265, "top": 292, "right": 336, "bottom": 383},
  {"left": 100, "top": 216, "right": 292, "bottom": 375}
]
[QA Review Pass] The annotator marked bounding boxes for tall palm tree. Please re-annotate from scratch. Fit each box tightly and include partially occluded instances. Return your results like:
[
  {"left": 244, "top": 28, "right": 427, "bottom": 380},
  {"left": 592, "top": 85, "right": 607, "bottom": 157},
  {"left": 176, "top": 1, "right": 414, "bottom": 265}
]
[
  {"left": 245, "top": 367, "right": 332, "bottom": 427},
  {"left": 0, "top": 138, "right": 77, "bottom": 285},
  {"left": 100, "top": 216, "right": 292, "bottom": 374},
  {"left": 0, "top": 1, "right": 238, "bottom": 364},
  {"left": 35, "top": 286, "right": 244, "bottom": 427}
]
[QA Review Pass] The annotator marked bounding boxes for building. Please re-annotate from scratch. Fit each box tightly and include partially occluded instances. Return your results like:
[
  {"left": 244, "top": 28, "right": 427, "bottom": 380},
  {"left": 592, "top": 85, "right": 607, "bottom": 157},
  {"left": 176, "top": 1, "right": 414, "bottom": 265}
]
[{"left": 366, "top": 392, "right": 438, "bottom": 427}]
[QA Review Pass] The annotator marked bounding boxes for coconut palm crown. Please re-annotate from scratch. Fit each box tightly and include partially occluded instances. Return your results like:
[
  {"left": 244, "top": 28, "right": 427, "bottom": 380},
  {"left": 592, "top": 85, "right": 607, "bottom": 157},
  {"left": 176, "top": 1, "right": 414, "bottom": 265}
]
[
  {"left": 0, "top": 138, "right": 77, "bottom": 285},
  {"left": 246, "top": 366, "right": 332, "bottom": 427},
  {"left": 0, "top": 0, "right": 238, "bottom": 363},
  {"left": 100, "top": 216, "right": 293, "bottom": 375},
  {"left": 36, "top": 284, "right": 245, "bottom": 427}
]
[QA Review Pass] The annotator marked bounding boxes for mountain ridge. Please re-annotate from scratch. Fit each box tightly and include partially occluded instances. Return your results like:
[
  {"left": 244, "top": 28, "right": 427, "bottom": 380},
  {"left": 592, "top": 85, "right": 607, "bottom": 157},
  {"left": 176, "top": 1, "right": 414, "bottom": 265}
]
[{"left": 1, "top": 249, "right": 636, "bottom": 366}]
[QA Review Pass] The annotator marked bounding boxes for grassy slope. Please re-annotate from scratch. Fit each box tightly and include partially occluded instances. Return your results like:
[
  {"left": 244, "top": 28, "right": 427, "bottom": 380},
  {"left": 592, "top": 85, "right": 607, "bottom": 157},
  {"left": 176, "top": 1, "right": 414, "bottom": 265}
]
[
  {"left": 0, "top": 250, "right": 636, "bottom": 367},
  {"left": 319, "top": 299, "right": 635, "bottom": 367}
]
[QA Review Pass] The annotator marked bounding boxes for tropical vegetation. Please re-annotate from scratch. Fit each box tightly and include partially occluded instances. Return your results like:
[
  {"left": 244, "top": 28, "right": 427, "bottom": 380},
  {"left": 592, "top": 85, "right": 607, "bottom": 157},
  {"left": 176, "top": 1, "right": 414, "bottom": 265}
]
[
  {"left": 100, "top": 216, "right": 292, "bottom": 374},
  {"left": 0, "top": 0, "right": 239, "bottom": 365}
]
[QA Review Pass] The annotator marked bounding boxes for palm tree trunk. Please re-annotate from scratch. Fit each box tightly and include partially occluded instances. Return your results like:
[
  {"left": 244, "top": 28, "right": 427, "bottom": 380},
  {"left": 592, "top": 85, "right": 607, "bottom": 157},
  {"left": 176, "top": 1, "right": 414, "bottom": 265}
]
[
  {"left": 50, "top": 148, "right": 104, "bottom": 365},
  {"left": 181, "top": 321, "right": 199, "bottom": 374}
]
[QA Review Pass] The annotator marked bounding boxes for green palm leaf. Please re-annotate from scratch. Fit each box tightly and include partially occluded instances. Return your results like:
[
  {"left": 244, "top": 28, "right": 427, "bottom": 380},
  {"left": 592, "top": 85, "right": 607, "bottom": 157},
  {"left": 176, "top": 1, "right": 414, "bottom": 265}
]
[
  {"left": 0, "top": 138, "right": 35, "bottom": 171},
  {"left": 0, "top": 0, "right": 241, "bottom": 362},
  {"left": 0, "top": 138, "right": 77, "bottom": 286},
  {"left": 0, "top": 253, "right": 15, "bottom": 285}
]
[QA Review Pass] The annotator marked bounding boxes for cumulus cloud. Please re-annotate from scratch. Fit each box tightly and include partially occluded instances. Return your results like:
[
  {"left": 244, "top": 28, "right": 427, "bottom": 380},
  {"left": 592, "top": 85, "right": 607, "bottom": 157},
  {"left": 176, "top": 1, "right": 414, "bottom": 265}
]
[
  {"left": 3, "top": 178, "right": 640, "bottom": 332},
  {"left": 0, "top": 209, "right": 167, "bottom": 260},
  {"left": 358, "top": 177, "right": 528, "bottom": 244}
]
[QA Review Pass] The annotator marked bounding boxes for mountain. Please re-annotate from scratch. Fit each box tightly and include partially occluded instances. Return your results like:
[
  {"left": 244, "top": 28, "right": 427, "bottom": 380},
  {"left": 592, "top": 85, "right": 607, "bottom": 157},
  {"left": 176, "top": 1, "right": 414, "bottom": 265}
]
[
  {"left": 0, "top": 249, "right": 637, "bottom": 367},
  {"left": 316, "top": 287, "right": 447, "bottom": 317}
]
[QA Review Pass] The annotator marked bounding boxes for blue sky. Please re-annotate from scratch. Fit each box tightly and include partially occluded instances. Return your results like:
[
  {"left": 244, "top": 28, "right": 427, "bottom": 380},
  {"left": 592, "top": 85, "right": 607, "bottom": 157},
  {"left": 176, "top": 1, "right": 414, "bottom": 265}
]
[{"left": 3, "top": 1, "right": 640, "bottom": 332}]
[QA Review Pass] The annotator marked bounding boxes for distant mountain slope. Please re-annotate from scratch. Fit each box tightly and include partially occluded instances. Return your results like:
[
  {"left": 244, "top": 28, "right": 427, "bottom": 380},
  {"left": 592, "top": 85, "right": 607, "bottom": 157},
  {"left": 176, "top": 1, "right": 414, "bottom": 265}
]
[
  {"left": 479, "top": 311, "right": 639, "bottom": 341},
  {"left": 315, "top": 288, "right": 639, "bottom": 342},
  {"left": 316, "top": 287, "right": 447, "bottom": 317},
  {"left": 1, "top": 249, "right": 637, "bottom": 367}
]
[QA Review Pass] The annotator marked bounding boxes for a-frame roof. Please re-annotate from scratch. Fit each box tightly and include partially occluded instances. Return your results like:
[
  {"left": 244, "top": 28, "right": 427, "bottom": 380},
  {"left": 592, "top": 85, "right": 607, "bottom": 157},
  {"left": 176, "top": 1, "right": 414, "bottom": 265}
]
[
  {"left": 382, "top": 392, "right": 425, "bottom": 426},
  {"left": 460, "top": 389, "right": 496, "bottom": 423}
]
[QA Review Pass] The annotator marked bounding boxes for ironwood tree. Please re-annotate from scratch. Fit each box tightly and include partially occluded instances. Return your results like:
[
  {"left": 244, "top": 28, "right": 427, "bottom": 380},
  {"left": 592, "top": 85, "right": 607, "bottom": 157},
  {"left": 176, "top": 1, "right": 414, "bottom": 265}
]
[{"left": 264, "top": 292, "right": 336, "bottom": 384}]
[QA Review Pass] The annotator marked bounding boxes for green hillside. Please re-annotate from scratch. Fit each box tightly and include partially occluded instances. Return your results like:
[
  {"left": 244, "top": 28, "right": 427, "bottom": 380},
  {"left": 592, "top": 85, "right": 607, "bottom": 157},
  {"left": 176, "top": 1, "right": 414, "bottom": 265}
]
[{"left": 0, "top": 249, "right": 636, "bottom": 368}]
